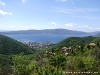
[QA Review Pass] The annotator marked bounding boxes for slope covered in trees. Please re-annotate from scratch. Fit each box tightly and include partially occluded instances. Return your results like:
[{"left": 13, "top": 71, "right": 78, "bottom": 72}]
[
  {"left": 0, "top": 34, "right": 35, "bottom": 75},
  {"left": 51, "top": 36, "right": 100, "bottom": 50},
  {"left": 0, "top": 34, "right": 34, "bottom": 55}
]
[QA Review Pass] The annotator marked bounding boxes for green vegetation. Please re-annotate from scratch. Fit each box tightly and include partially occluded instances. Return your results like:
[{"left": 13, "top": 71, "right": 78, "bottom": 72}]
[
  {"left": 0, "top": 34, "right": 34, "bottom": 55},
  {"left": 0, "top": 35, "right": 100, "bottom": 75},
  {"left": 51, "top": 36, "right": 99, "bottom": 49}
]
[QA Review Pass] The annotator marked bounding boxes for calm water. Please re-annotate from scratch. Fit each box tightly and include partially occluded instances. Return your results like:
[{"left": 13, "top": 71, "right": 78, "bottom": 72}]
[{"left": 6, "top": 34, "right": 88, "bottom": 43}]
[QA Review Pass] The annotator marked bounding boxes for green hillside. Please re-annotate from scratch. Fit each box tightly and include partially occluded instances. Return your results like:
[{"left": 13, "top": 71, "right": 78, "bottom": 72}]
[
  {"left": 0, "top": 34, "right": 34, "bottom": 55},
  {"left": 51, "top": 36, "right": 100, "bottom": 50},
  {"left": 35, "top": 36, "right": 100, "bottom": 75}
]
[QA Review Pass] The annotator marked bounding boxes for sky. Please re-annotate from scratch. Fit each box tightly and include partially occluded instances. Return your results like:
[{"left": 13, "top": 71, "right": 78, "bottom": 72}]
[{"left": 0, "top": 0, "right": 100, "bottom": 32}]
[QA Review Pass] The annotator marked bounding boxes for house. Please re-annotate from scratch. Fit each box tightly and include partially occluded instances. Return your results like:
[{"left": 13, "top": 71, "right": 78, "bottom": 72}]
[
  {"left": 62, "top": 46, "right": 71, "bottom": 52},
  {"left": 88, "top": 43, "right": 96, "bottom": 48}
]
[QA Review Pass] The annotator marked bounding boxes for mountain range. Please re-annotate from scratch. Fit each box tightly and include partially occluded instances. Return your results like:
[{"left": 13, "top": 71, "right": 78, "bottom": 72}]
[
  {"left": 0, "top": 29, "right": 89, "bottom": 34},
  {"left": 0, "top": 29, "right": 100, "bottom": 36}
]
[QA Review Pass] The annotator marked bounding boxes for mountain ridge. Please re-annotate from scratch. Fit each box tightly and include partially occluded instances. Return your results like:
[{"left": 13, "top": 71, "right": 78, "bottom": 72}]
[{"left": 0, "top": 29, "right": 89, "bottom": 35}]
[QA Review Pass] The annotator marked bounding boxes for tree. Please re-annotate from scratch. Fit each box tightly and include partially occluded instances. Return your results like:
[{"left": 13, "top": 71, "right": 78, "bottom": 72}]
[{"left": 49, "top": 53, "right": 67, "bottom": 70}]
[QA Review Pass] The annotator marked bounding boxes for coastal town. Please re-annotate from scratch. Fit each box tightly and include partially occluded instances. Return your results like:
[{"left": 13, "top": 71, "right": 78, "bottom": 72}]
[{"left": 22, "top": 41, "right": 54, "bottom": 48}]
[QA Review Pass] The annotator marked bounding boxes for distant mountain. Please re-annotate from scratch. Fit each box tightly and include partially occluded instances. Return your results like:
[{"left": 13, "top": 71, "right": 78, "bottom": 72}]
[
  {"left": 0, "top": 29, "right": 89, "bottom": 35},
  {"left": 0, "top": 34, "right": 34, "bottom": 55},
  {"left": 90, "top": 31, "right": 100, "bottom": 35},
  {"left": 94, "top": 33, "right": 100, "bottom": 36},
  {"left": 89, "top": 31, "right": 100, "bottom": 37}
]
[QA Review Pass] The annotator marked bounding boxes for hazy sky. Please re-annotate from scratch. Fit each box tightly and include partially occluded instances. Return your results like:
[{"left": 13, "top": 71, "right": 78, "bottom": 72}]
[{"left": 0, "top": 0, "right": 100, "bottom": 32}]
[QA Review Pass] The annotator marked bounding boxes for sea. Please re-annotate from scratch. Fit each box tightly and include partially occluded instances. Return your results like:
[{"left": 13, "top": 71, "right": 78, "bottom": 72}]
[{"left": 6, "top": 34, "right": 88, "bottom": 43}]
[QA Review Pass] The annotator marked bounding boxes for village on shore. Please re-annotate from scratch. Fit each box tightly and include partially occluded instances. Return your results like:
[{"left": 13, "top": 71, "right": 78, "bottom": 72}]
[{"left": 22, "top": 41, "right": 54, "bottom": 48}]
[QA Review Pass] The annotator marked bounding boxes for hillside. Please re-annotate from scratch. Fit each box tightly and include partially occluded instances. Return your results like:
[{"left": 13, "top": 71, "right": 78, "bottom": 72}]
[
  {"left": 51, "top": 36, "right": 100, "bottom": 50},
  {"left": 25, "top": 36, "right": 100, "bottom": 75},
  {"left": 0, "top": 34, "right": 34, "bottom": 55}
]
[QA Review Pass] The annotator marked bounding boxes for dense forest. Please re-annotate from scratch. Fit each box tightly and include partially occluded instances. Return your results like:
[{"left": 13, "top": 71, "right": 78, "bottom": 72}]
[
  {"left": 0, "top": 34, "right": 34, "bottom": 55},
  {"left": 0, "top": 34, "right": 100, "bottom": 75}
]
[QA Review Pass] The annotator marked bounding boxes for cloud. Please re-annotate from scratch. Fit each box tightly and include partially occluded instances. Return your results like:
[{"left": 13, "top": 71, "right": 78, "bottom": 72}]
[
  {"left": 56, "top": 0, "right": 67, "bottom": 2},
  {"left": 64, "top": 23, "right": 100, "bottom": 32},
  {"left": 0, "top": 1, "right": 12, "bottom": 15},
  {"left": 83, "top": 25, "right": 89, "bottom": 28},
  {"left": 65, "top": 23, "right": 90, "bottom": 29},
  {"left": 51, "top": 7, "right": 100, "bottom": 20},
  {"left": 51, "top": 7, "right": 99, "bottom": 15},
  {"left": 48, "top": 22, "right": 57, "bottom": 26},
  {"left": 0, "top": 1, "right": 5, "bottom": 6},
  {"left": 73, "top": 15, "right": 100, "bottom": 20},
  {"left": 22, "top": 0, "right": 28, "bottom": 3},
  {"left": 22, "top": 0, "right": 26, "bottom": 3},
  {"left": 65, "top": 23, "right": 76, "bottom": 28},
  {"left": 0, "top": 10, "right": 12, "bottom": 15}
]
